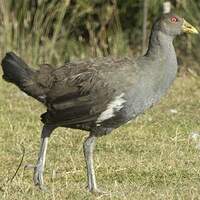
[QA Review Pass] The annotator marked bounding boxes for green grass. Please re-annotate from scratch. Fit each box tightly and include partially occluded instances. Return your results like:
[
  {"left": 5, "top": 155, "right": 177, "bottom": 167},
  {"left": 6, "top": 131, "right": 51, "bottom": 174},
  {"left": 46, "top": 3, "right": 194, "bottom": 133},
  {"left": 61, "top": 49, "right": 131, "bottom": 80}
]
[
  {"left": 0, "top": 1, "right": 200, "bottom": 199},
  {"left": 0, "top": 71, "right": 200, "bottom": 199}
]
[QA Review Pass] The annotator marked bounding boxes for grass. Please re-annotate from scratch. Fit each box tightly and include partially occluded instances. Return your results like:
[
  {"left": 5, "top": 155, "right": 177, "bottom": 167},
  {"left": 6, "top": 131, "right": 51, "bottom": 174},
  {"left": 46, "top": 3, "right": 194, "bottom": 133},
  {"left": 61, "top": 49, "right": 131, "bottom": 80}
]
[
  {"left": 0, "top": 1, "right": 200, "bottom": 199},
  {"left": 0, "top": 68, "right": 200, "bottom": 200}
]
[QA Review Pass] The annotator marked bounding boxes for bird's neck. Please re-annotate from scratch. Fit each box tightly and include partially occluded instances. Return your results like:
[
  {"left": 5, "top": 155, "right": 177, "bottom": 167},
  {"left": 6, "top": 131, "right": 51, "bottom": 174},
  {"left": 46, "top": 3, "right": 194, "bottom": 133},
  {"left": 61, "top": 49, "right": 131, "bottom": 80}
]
[
  {"left": 144, "top": 30, "right": 178, "bottom": 90},
  {"left": 145, "top": 30, "right": 176, "bottom": 59}
]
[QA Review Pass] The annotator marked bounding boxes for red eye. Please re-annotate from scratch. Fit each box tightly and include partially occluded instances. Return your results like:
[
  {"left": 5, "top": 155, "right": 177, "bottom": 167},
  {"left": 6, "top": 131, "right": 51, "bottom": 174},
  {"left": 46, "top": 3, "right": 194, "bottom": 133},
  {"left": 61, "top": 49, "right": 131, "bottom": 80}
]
[{"left": 171, "top": 16, "right": 178, "bottom": 23}]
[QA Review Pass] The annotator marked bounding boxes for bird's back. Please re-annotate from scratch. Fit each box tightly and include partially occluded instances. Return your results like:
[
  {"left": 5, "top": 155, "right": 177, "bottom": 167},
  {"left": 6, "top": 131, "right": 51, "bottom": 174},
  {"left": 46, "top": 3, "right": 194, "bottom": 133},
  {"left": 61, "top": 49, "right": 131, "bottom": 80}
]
[{"left": 41, "top": 56, "right": 139, "bottom": 130}]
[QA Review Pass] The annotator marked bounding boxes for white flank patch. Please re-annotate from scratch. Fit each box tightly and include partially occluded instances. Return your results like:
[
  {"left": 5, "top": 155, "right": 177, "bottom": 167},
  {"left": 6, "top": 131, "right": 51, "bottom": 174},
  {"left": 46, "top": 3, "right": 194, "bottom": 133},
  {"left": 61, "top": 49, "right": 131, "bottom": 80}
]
[{"left": 96, "top": 93, "right": 126, "bottom": 124}]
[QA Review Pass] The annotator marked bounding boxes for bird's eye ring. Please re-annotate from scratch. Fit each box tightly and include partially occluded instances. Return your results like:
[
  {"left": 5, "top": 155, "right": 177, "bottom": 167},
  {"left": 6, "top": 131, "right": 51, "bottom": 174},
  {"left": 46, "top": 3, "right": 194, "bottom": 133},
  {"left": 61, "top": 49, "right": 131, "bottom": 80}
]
[{"left": 171, "top": 16, "right": 178, "bottom": 23}]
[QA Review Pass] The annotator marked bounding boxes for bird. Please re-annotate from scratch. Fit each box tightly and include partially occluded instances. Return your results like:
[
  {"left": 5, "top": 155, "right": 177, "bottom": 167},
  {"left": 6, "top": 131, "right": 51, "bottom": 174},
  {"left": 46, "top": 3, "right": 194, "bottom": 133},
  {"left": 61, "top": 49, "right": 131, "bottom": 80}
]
[{"left": 1, "top": 13, "right": 198, "bottom": 194}]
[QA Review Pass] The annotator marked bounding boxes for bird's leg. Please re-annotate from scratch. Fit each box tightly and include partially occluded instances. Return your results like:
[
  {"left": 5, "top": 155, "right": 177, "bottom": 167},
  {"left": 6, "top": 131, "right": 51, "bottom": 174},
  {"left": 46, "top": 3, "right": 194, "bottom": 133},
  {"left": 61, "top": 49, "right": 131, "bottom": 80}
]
[
  {"left": 34, "top": 137, "right": 48, "bottom": 189},
  {"left": 83, "top": 135, "right": 105, "bottom": 194},
  {"left": 34, "top": 125, "right": 55, "bottom": 189},
  {"left": 83, "top": 135, "right": 97, "bottom": 193}
]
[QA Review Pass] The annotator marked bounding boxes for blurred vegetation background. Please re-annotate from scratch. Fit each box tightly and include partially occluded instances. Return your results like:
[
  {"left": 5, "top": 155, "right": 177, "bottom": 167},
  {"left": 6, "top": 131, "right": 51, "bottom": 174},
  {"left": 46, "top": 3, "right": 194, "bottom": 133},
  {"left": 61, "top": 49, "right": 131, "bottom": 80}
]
[
  {"left": 0, "top": 2, "right": 200, "bottom": 198},
  {"left": 0, "top": 0, "right": 199, "bottom": 73}
]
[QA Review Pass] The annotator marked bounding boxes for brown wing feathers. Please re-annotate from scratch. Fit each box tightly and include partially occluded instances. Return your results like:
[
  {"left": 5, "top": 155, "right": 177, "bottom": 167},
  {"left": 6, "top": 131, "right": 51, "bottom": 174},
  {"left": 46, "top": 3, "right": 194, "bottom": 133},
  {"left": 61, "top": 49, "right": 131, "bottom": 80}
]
[
  {"left": 43, "top": 68, "right": 113, "bottom": 126},
  {"left": 2, "top": 52, "right": 118, "bottom": 127}
]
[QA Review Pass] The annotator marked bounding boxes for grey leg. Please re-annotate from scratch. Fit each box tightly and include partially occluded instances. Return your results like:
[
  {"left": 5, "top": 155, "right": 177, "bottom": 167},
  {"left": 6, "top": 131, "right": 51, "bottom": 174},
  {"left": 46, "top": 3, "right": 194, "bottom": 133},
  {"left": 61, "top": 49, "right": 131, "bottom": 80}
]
[
  {"left": 83, "top": 135, "right": 105, "bottom": 194},
  {"left": 34, "top": 125, "right": 55, "bottom": 189}
]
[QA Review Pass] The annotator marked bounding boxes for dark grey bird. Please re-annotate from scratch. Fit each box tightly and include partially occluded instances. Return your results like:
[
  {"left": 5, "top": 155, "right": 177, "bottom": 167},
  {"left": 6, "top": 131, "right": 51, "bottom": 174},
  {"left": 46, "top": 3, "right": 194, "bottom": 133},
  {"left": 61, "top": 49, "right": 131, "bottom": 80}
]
[{"left": 1, "top": 13, "right": 198, "bottom": 193}]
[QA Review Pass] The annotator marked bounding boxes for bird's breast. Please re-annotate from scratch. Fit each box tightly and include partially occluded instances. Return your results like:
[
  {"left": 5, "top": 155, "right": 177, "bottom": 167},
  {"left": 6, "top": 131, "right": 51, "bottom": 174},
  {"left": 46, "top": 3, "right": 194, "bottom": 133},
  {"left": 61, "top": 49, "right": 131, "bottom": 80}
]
[{"left": 122, "top": 63, "right": 177, "bottom": 122}]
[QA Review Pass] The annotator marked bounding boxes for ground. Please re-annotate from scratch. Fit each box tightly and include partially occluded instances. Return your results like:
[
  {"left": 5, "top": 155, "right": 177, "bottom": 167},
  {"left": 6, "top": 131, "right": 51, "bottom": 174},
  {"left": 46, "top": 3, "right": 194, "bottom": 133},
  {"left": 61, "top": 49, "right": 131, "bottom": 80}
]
[{"left": 0, "top": 72, "right": 200, "bottom": 200}]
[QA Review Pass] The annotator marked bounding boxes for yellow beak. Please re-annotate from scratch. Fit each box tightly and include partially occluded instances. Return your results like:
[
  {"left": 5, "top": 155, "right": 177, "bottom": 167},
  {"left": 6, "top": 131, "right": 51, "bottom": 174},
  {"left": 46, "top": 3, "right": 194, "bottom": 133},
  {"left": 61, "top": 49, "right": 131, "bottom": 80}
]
[{"left": 182, "top": 19, "right": 199, "bottom": 34}]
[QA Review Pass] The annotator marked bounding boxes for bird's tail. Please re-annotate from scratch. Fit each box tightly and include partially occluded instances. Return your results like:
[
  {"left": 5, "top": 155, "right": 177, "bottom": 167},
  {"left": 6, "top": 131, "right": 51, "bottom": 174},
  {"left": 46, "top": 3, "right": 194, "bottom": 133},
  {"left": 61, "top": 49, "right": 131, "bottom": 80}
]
[
  {"left": 1, "top": 52, "right": 50, "bottom": 103},
  {"left": 2, "top": 52, "right": 35, "bottom": 86}
]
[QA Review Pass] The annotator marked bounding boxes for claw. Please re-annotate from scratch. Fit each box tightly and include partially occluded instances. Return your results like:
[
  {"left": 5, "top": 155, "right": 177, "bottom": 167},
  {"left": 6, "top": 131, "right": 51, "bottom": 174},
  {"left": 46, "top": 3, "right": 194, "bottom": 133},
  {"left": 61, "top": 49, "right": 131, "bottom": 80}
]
[
  {"left": 24, "top": 164, "right": 35, "bottom": 169},
  {"left": 87, "top": 186, "right": 109, "bottom": 195},
  {"left": 33, "top": 164, "right": 44, "bottom": 188}
]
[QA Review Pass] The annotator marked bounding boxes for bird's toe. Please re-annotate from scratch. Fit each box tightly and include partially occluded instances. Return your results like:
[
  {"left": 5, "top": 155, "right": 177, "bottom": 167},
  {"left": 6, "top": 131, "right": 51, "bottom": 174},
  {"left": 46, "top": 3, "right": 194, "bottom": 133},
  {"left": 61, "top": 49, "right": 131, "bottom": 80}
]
[
  {"left": 89, "top": 187, "right": 109, "bottom": 195},
  {"left": 33, "top": 166, "right": 44, "bottom": 188}
]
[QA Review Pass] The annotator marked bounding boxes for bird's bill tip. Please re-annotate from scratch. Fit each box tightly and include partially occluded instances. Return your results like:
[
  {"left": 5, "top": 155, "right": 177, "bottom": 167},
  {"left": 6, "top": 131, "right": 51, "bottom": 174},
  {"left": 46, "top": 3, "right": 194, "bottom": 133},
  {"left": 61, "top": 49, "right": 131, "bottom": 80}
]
[{"left": 182, "top": 19, "right": 199, "bottom": 34}]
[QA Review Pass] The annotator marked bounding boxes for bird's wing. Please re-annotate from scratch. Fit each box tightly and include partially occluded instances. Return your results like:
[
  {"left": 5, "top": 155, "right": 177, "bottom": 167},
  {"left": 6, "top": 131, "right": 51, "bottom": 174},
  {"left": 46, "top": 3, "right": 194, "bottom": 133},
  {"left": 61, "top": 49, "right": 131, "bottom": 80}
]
[{"left": 42, "top": 57, "right": 133, "bottom": 126}]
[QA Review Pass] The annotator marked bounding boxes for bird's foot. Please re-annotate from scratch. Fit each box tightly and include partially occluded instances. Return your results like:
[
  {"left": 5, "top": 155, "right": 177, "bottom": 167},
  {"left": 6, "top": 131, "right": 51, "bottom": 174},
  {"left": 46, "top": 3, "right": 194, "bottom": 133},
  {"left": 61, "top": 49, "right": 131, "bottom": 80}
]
[
  {"left": 88, "top": 186, "right": 109, "bottom": 195},
  {"left": 33, "top": 164, "right": 46, "bottom": 190},
  {"left": 24, "top": 163, "right": 48, "bottom": 191}
]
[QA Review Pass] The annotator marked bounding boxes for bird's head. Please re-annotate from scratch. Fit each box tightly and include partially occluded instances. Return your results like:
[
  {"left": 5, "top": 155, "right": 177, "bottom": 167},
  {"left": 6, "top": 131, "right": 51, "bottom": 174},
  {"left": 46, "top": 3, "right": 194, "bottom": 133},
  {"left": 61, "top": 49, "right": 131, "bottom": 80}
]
[{"left": 153, "top": 13, "right": 198, "bottom": 37}]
